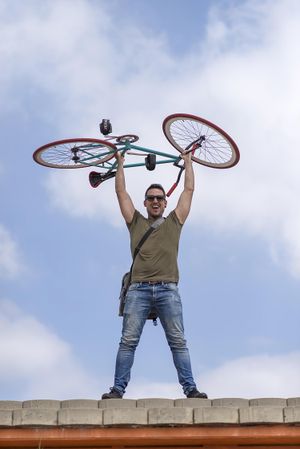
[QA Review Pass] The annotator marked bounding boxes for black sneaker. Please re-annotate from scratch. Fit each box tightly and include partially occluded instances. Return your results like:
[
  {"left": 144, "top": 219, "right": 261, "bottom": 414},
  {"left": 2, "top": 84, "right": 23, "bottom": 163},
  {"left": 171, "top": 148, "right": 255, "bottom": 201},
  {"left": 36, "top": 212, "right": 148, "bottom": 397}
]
[
  {"left": 186, "top": 388, "right": 208, "bottom": 399},
  {"left": 101, "top": 387, "right": 123, "bottom": 399}
]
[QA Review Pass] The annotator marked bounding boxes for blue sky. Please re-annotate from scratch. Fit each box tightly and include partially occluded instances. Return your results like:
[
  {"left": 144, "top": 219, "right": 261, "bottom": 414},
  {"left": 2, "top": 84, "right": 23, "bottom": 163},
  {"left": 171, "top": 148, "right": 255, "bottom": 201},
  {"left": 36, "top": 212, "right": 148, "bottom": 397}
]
[{"left": 1, "top": 0, "right": 300, "bottom": 400}]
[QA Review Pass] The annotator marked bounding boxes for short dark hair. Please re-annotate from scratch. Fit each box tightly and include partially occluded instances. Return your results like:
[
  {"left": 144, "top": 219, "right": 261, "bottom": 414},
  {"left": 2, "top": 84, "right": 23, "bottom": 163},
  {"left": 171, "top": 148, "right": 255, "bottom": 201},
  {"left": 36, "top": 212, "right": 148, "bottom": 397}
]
[{"left": 145, "top": 183, "right": 166, "bottom": 198}]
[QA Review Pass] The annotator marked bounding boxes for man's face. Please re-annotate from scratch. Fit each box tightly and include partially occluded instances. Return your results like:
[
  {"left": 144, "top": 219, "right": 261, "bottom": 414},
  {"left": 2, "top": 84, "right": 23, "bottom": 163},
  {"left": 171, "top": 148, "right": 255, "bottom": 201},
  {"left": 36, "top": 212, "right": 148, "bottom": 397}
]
[{"left": 144, "top": 188, "right": 167, "bottom": 218}]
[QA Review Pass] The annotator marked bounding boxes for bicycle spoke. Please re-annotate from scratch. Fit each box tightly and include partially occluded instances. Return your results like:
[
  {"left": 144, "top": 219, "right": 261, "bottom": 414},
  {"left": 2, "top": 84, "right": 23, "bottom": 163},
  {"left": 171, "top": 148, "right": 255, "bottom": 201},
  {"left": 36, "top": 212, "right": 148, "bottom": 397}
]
[
  {"left": 33, "top": 138, "right": 117, "bottom": 169},
  {"left": 163, "top": 114, "right": 239, "bottom": 169}
]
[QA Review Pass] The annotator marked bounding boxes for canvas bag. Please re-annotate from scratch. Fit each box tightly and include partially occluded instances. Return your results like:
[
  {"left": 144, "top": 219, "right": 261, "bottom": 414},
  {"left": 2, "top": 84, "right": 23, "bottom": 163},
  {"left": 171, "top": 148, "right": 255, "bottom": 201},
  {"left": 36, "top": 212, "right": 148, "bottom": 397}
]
[{"left": 118, "top": 217, "right": 164, "bottom": 319}]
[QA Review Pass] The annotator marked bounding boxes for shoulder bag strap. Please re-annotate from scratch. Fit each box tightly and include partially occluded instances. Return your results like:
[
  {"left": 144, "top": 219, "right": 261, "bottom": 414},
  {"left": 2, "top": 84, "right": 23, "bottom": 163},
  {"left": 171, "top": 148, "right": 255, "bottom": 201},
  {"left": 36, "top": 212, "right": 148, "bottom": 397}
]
[{"left": 133, "top": 216, "right": 164, "bottom": 260}]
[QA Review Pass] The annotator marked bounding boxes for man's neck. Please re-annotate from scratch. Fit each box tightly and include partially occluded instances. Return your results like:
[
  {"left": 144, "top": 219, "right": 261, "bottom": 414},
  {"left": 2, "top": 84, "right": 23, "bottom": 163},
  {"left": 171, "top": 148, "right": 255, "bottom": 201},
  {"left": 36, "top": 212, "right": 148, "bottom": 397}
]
[{"left": 148, "top": 214, "right": 163, "bottom": 222}]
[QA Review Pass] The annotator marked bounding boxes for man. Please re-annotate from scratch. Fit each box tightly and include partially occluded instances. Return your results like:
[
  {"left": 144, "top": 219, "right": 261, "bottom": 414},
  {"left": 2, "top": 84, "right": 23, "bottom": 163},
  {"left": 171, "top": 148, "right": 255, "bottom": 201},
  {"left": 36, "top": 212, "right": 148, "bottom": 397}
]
[{"left": 102, "top": 150, "right": 207, "bottom": 399}]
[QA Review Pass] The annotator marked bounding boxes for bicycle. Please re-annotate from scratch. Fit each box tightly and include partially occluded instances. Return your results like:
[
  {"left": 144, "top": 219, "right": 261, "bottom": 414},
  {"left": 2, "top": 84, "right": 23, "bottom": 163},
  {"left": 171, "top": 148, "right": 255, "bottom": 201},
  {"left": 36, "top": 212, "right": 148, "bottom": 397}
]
[{"left": 33, "top": 113, "right": 240, "bottom": 196}]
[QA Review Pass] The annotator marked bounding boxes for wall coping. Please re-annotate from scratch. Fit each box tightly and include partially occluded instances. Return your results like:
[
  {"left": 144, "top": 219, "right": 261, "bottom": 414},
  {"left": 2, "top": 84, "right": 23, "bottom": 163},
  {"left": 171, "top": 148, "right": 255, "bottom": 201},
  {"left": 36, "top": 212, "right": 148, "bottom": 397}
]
[
  {"left": 1, "top": 398, "right": 300, "bottom": 448},
  {"left": 0, "top": 397, "right": 299, "bottom": 427}
]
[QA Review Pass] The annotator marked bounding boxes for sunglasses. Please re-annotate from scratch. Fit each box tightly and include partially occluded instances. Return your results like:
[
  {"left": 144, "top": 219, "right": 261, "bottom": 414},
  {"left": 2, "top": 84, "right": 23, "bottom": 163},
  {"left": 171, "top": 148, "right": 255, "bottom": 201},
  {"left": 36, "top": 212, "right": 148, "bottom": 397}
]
[{"left": 145, "top": 195, "right": 166, "bottom": 202}]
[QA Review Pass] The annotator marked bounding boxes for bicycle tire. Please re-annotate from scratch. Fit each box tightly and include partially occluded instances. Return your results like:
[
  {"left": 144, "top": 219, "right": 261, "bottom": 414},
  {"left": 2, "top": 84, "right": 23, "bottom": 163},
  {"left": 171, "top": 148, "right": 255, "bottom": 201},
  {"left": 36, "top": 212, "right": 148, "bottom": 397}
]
[
  {"left": 33, "top": 138, "right": 117, "bottom": 169},
  {"left": 163, "top": 113, "right": 240, "bottom": 169}
]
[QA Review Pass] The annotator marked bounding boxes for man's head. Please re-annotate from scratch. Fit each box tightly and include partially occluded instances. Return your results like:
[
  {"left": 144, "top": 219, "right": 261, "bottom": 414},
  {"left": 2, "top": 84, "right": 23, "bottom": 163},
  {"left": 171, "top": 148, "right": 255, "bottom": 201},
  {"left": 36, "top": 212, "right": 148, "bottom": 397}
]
[{"left": 144, "top": 184, "right": 167, "bottom": 219}]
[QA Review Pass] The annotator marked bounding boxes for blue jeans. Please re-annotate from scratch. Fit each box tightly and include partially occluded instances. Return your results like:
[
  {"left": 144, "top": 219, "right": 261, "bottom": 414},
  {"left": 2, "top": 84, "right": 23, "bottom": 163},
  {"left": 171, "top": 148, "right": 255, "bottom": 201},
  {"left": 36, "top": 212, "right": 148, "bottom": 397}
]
[{"left": 113, "top": 282, "right": 197, "bottom": 396}]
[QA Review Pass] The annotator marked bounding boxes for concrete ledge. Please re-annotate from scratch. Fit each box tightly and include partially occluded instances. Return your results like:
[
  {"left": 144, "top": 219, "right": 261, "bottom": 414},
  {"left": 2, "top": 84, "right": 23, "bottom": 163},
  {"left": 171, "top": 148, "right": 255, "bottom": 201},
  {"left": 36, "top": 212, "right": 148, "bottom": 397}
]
[
  {"left": 13, "top": 409, "right": 58, "bottom": 426},
  {"left": 284, "top": 406, "right": 300, "bottom": 424},
  {"left": 58, "top": 408, "right": 103, "bottom": 425},
  {"left": 137, "top": 398, "right": 174, "bottom": 408},
  {"left": 0, "top": 411, "right": 12, "bottom": 427},
  {"left": 61, "top": 399, "right": 99, "bottom": 409},
  {"left": 174, "top": 398, "right": 211, "bottom": 407},
  {"left": 148, "top": 407, "right": 193, "bottom": 425},
  {"left": 0, "top": 397, "right": 299, "bottom": 428},
  {"left": 239, "top": 406, "right": 284, "bottom": 424},
  {"left": 249, "top": 398, "right": 287, "bottom": 407},
  {"left": 103, "top": 408, "right": 148, "bottom": 425},
  {"left": 99, "top": 398, "right": 137, "bottom": 409},
  {"left": 212, "top": 398, "right": 249, "bottom": 408},
  {"left": 0, "top": 401, "right": 22, "bottom": 410},
  {"left": 288, "top": 397, "right": 300, "bottom": 406},
  {"left": 194, "top": 406, "right": 239, "bottom": 424},
  {"left": 22, "top": 400, "right": 60, "bottom": 409}
]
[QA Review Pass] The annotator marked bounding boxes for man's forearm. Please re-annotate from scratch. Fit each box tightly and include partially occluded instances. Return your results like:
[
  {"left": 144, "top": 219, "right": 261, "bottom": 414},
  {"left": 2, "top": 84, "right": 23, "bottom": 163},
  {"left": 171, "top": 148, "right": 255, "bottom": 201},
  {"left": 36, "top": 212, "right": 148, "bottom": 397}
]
[
  {"left": 183, "top": 157, "right": 195, "bottom": 193},
  {"left": 114, "top": 154, "right": 135, "bottom": 223},
  {"left": 174, "top": 153, "right": 194, "bottom": 224},
  {"left": 115, "top": 158, "right": 126, "bottom": 195}
]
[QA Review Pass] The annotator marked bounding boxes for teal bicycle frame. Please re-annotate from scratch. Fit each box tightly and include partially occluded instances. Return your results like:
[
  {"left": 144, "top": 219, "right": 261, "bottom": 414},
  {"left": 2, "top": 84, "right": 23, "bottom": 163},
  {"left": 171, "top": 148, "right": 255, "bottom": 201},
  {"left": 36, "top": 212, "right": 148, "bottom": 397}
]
[
  {"left": 87, "top": 138, "right": 187, "bottom": 194},
  {"left": 87, "top": 141, "right": 182, "bottom": 170}
]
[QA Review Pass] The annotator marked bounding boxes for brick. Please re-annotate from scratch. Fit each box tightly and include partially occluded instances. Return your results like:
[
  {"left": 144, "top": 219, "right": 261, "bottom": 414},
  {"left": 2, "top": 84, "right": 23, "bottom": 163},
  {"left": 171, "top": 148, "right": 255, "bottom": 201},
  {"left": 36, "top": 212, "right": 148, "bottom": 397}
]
[
  {"left": 61, "top": 399, "right": 98, "bottom": 409},
  {"left": 212, "top": 398, "right": 249, "bottom": 408},
  {"left": 103, "top": 408, "right": 147, "bottom": 425},
  {"left": 175, "top": 398, "right": 211, "bottom": 407},
  {"left": 0, "top": 401, "right": 22, "bottom": 410},
  {"left": 284, "top": 406, "right": 300, "bottom": 424},
  {"left": 0, "top": 410, "right": 13, "bottom": 426},
  {"left": 249, "top": 398, "right": 287, "bottom": 407},
  {"left": 22, "top": 400, "right": 60, "bottom": 409},
  {"left": 148, "top": 407, "right": 193, "bottom": 425},
  {"left": 58, "top": 408, "right": 103, "bottom": 425},
  {"left": 137, "top": 398, "right": 174, "bottom": 408},
  {"left": 239, "top": 406, "right": 283, "bottom": 424},
  {"left": 194, "top": 406, "right": 239, "bottom": 424},
  {"left": 13, "top": 409, "right": 58, "bottom": 426},
  {"left": 99, "top": 399, "right": 136, "bottom": 409},
  {"left": 287, "top": 397, "right": 300, "bottom": 406}
]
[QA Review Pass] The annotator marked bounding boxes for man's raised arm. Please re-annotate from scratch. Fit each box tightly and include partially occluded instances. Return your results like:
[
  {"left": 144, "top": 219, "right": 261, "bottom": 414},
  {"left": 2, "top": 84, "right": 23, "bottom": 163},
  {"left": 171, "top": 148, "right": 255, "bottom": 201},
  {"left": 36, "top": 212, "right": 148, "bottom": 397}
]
[
  {"left": 115, "top": 152, "right": 135, "bottom": 224},
  {"left": 174, "top": 152, "right": 195, "bottom": 225}
]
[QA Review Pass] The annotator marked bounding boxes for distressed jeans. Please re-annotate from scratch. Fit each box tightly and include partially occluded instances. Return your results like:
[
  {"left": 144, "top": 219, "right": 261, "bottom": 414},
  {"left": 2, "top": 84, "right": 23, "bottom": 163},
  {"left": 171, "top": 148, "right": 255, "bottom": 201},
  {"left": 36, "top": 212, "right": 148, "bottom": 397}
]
[{"left": 113, "top": 282, "right": 197, "bottom": 396}]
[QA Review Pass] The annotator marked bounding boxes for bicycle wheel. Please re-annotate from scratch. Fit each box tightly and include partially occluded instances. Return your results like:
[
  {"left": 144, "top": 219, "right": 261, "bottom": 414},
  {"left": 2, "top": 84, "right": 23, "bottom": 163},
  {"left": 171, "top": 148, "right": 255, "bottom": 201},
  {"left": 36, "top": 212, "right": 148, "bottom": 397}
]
[
  {"left": 163, "top": 113, "right": 240, "bottom": 169},
  {"left": 33, "top": 138, "right": 117, "bottom": 169}
]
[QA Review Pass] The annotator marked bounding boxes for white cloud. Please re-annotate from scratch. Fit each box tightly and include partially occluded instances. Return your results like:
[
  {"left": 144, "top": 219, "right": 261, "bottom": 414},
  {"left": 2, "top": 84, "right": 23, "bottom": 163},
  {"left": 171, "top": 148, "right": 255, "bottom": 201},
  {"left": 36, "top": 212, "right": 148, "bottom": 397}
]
[
  {"left": 126, "top": 381, "right": 181, "bottom": 399},
  {"left": 126, "top": 352, "right": 300, "bottom": 399},
  {"left": 1, "top": 0, "right": 300, "bottom": 277},
  {"left": 0, "top": 299, "right": 100, "bottom": 399},
  {"left": 200, "top": 352, "right": 300, "bottom": 399},
  {"left": 0, "top": 299, "right": 299, "bottom": 400},
  {"left": 0, "top": 224, "right": 24, "bottom": 279},
  {"left": 45, "top": 169, "right": 122, "bottom": 226}
]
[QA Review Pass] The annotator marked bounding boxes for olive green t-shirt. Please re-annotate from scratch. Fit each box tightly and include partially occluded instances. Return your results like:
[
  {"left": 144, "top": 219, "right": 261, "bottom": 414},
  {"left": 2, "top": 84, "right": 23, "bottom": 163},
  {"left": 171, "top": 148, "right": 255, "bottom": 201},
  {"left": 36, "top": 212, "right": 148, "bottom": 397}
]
[{"left": 127, "top": 210, "right": 183, "bottom": 283}]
